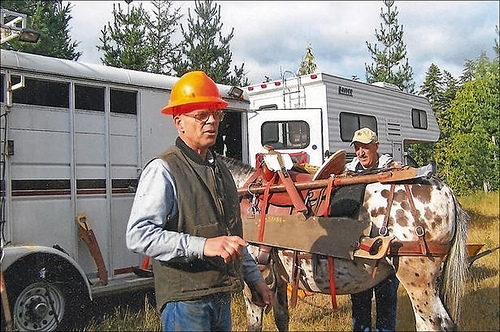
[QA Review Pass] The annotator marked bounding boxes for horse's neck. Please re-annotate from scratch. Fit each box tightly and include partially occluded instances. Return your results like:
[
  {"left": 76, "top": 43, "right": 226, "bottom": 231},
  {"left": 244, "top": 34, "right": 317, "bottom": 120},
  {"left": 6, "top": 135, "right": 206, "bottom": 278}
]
[{"left": 221, "top": 155, "right": 256, "bottom": 187}]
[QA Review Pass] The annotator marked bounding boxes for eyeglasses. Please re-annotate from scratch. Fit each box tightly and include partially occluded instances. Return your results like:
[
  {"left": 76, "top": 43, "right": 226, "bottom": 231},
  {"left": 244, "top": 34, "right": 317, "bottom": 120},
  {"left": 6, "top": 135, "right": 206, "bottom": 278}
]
[{"left": 182, "top": 110, "right": 225, "bottom": 123}]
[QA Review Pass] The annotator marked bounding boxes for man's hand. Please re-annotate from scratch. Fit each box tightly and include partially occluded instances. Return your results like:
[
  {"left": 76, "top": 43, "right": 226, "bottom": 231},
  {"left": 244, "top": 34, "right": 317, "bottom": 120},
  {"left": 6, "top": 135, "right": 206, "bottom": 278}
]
[
  {"left": 250, "top": 281, "right": 274, "bottom": 313},
  {"left": 204, "top": 236, "right": 248, "bottom": 263}
]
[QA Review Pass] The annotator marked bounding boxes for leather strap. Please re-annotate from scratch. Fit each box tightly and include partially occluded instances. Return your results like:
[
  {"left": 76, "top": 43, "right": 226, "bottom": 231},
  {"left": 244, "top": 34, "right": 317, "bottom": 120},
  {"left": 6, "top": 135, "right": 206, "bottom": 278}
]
[
  {"left": 380, "top": 184, "right": 395, "bottom": 235},
  {"left": 322, "top": 176, "right": 336, "bottom": 217},
  {"left": 76, "top": 213, "right": 108, "bottom": 285},
  {"left": 290, "top": 251, "right": 301, "bottom": 308},
  {"left": 276, "top": 169, "right": 308, "bottom": 212},
  {"left": 404, "top": 184, "right": 428, "bottom": 255},
  {"left": 327, "top": 256, "right": 338, "bottom": 311},
  {"left": 258, "top": 173, "right": 277, "bottom": 242},
  {"left": 388, "top": 241, "right": 450, "bottom": 256},
  {"left": 257, "top": 245, "right": 272, "bottom": 265}
]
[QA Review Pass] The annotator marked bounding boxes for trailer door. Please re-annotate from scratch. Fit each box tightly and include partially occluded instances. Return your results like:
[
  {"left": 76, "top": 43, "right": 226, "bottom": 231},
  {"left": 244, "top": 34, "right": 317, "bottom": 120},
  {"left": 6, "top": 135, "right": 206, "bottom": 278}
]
[{"left": 247, "top": 108, "right": 324, "bottom": 166}]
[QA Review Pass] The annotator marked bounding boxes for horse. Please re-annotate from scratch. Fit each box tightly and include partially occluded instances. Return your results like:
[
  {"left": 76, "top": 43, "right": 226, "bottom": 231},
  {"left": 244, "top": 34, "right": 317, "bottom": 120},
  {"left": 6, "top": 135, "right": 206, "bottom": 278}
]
[{"left": 221, "top": 154, "right": 469, "bottom": 332}]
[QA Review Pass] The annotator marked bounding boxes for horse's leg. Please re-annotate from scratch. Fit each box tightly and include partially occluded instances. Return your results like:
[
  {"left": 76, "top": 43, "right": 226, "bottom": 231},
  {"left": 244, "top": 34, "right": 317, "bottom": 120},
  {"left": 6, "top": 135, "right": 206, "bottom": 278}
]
[
  {"left": 396, "top": 256, "right": 456, "bottom": 331},
  {"left": 244, "top": 283, "right": 265, "bottom": 332}
]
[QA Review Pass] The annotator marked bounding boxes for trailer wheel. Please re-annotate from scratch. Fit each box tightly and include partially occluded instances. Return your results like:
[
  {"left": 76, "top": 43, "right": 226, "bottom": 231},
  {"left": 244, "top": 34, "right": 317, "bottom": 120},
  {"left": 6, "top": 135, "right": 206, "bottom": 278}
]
[{"left": 11, "top": 279, "right": 71, "bottom": 331}]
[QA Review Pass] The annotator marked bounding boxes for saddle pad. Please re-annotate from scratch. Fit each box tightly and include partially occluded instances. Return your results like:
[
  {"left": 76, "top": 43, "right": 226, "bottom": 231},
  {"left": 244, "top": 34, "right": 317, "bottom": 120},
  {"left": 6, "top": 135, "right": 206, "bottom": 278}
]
[
  {"left": 328, "top": 183, "right": 368, "bottom": 217},
  {"left": 263, "top": 153, "right": 294, "bottom": 171}
]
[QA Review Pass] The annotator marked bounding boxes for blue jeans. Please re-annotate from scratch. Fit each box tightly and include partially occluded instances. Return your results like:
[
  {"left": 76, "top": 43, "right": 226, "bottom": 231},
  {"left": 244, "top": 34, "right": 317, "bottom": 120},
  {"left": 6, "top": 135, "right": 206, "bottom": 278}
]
[
  {"left": 161, "top": 293, "right": 231, "bottom": 331},
  {"left": 351, "top": 274, "right": 399, "bottom": 332}
]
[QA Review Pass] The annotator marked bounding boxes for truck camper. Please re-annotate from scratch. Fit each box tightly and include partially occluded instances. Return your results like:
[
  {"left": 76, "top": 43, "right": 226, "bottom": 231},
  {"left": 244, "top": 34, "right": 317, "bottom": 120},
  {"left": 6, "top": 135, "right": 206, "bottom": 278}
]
[
  {"left": 0, "top": 50, "right": 250, "bottom": 331},
  {"left": 245, "top": 72, "right": 440, "bottom": 166}
]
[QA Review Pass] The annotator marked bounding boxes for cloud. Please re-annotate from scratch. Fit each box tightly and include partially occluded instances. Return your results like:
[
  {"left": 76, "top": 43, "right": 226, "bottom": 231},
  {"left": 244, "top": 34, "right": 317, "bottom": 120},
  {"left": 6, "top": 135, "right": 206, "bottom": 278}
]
[{"left": 66, "top": 1, "right": 499, "bottom": 88}]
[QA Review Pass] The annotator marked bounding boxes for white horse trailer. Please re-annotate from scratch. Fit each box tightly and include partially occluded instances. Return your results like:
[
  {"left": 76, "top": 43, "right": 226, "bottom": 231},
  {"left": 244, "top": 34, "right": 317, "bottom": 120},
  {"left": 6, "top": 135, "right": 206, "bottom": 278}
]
[
  {"left": 0, "top": 50, "right": 250, "bottom": 330},
  {"left": 245, "top": 73, "right": 440, "bottom": 166}
]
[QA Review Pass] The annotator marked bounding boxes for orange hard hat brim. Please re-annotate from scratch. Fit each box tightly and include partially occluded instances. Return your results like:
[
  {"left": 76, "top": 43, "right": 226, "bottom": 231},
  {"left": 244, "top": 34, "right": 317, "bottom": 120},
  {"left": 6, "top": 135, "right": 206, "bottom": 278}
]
[{"left": 161, "top": 98, "right": 228, "bottom": 115}]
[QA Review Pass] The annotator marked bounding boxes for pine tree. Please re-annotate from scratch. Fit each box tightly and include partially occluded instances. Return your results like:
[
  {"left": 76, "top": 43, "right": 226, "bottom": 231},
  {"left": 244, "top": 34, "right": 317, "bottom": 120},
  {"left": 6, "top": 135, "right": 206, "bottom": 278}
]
[
  {"left": 419, "top": 63, "right": 443, "bottom": 112},
  {"left": 146, "top": 0, "right": 182, "bottom": 75},
  {"left": 1, "top": 0, "right": 81, "bottom": 60},
  {"left": 97, "top": 2, "right": 150, "bottom": 71},
  {"left": 440, "top": 70, "right": 459, "bottom": 115},
  {"left": 298, "top": 43, "right": 318, "bottom": 75},
  {"left": 174, "top": 0, "right": 248, "bottom": 85},
  {"left": 365, "top": 0, "right": 414, "bottom": 92}
]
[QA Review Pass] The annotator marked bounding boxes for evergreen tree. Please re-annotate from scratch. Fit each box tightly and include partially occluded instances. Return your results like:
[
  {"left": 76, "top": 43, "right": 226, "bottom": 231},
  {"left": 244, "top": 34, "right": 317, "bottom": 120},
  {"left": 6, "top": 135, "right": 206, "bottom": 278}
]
[
  {"left": 1, "top": 0, "right": 81, "bottom": 60},
  {"left": 298, "top": 43, "right": 318, "bottom": 75},
  {"left": 435, "top": 50, "right": 499, "bottom": 194},
  {"left": 440, "top": 70, "right": 459, "bottom": 115},
  {"left": 365, "top": 0, "right": 414, "bottom": 92},
  {"left": 174, "top": 0, "right": 248, "bottom": 86},
  {"left": 419, "top": 63, "right": 443, "bottom": 111},
  {"left": 147, "top": 0, "right": 182, "bottom": 75},
  {"left": 460, "top": 59, "right": 476, "bottom": 84},
  {"left": 97, "top": 2, "right": 150, "bottom": 71}
]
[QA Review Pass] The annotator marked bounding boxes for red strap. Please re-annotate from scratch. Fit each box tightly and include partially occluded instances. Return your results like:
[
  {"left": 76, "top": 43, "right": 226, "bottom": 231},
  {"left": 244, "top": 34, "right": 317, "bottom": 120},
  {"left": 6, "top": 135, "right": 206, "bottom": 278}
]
[
  {"left": 322, "top": 176, "right": 335, "bottom": 217},
  {"left": 327, "top": 256, "right": 338, "bottom": 311},
  {"left": 258, "top": 173, "right": 277, "bottom": 242},
  {"left": 276, "top": 170, "right": 308, "bottom": 212}
]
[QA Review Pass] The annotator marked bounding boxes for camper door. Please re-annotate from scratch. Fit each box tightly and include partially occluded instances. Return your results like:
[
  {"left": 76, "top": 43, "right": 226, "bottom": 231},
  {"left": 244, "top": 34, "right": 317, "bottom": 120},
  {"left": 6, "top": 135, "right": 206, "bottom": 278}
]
[{"left": 247, "top": 108, "right": 324, "bottom": 166}]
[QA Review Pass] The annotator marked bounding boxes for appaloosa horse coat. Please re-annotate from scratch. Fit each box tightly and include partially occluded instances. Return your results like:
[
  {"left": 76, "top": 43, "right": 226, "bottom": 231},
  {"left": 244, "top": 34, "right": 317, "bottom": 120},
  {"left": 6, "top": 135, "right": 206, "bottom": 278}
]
[{"left": 223, "top": 156, "right": 469, "bottom": 332}]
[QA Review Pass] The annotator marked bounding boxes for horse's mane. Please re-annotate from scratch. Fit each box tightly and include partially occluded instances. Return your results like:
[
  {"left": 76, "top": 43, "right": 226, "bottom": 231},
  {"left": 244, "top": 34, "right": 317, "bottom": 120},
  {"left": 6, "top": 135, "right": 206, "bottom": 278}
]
[{"left": 218, "top": 155, "right": 255, "bottom": 188}]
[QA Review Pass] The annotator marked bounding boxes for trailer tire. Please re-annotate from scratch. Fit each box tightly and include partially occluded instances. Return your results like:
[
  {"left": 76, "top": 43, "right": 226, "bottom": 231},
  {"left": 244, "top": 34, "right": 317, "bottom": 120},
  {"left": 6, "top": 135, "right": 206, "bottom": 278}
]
[
  {"left": 4, "top": 253, "right": 90, "bottom": 331},
  {"left": 11, "top": 279, "right": 70, "bottom": 331}
]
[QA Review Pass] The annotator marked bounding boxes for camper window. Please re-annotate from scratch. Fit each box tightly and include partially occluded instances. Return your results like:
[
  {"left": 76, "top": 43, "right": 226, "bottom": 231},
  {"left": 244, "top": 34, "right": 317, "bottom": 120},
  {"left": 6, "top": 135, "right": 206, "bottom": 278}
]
[
  {"left": 411, "top": 108, "right": 428, "bottom": 129},
  {"left": 339, "top": 112, "right": 377, "bottom": 142},
  {"left": 261, "top": 120, "right": 310, "bottom": 150}
]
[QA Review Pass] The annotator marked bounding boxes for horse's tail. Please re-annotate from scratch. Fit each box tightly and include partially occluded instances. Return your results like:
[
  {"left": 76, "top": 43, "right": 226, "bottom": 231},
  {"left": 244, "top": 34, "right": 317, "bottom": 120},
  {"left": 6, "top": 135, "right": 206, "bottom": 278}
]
[{"left": 441, "top": 194, "right": 470, "bottom": 322}]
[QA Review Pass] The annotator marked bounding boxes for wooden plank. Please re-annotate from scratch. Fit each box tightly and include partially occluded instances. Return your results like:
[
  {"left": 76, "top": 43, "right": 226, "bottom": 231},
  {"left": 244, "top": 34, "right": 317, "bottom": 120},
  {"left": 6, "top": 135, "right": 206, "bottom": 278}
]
[{"left": 242, "top": 214, "right": 370, "bottom": 259}]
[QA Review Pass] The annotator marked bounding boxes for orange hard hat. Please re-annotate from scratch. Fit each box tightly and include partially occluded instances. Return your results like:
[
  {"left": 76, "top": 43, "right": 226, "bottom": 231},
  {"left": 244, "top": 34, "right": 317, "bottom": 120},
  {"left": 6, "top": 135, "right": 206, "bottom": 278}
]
[{"left": 161, "top": 71, "right": 228, "bottom": 115}]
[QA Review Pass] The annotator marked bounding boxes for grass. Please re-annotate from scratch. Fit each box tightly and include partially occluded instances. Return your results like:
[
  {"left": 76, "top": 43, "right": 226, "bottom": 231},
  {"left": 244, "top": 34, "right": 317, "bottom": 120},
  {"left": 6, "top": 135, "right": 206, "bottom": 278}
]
[{"left": 82, "top": 192, "right": 499, "bottom": 331}]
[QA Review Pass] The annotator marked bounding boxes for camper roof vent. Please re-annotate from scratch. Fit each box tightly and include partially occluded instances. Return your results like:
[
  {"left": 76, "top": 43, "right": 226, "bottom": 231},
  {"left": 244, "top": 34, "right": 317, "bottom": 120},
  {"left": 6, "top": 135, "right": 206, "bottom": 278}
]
[
  {"left": 371, "top": 82, "right": 401, "bottom": 91},
  {"left": 258, "top": 104, "right": 278, "bottom": 111}
]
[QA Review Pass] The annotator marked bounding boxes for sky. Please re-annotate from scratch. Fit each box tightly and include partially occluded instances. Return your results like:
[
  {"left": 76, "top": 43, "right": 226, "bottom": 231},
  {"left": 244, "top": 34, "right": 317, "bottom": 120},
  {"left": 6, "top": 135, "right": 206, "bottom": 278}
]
[{"left": 66, "top": 1, "right": 499, "bottom": 88}]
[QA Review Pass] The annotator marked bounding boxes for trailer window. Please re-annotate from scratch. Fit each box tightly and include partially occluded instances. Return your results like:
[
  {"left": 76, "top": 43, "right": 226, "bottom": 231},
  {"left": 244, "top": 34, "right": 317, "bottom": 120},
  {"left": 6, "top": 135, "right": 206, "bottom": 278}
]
[
  {"left": 339, "top": 112, "right": 377, "bottom": 142},
  {"left": 111, "top": 89, "right": 137, "bottom": 115},
  {"left": 76, "top": 85, "right": 105, "bottom": 111},
  {"left": 12, "top": 77, "right": 69, "bottom": 108},
  {"left": 411, "top": 108, "right": 428, "bottom": 129},
  {"left": 261, "top": 120, "right": 310, "bottom": 150}
]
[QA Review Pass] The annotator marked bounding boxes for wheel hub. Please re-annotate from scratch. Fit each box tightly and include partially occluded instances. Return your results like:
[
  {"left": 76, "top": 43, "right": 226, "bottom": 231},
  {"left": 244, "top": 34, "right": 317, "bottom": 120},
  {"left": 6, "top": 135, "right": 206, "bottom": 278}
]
[{"left": 14, "top": 281, "right": 65, "bottom": 331}]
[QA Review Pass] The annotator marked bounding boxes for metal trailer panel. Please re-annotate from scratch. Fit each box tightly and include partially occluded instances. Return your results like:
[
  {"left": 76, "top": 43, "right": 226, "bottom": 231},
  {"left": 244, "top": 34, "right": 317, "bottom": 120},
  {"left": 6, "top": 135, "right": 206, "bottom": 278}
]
[{"left": 1, "top": 50, "right": 250, "bottom": 298}]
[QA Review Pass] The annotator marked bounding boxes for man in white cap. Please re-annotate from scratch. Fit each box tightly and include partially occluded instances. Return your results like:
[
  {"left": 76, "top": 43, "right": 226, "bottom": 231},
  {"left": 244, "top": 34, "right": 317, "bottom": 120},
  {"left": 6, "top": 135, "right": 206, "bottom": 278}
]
[
  {"left": 346, "top": 127, "right": 394, "bottom": 172},
  {"left": 346, "top": 127, "right": 399, "bottom": 331}
]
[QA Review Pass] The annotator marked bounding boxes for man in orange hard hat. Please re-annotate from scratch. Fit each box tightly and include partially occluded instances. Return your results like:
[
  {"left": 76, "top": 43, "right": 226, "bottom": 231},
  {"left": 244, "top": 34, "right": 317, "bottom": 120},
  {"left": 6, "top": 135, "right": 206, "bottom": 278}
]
[{"left": 126, "top": 71, "right": 272, "bottom": 331}]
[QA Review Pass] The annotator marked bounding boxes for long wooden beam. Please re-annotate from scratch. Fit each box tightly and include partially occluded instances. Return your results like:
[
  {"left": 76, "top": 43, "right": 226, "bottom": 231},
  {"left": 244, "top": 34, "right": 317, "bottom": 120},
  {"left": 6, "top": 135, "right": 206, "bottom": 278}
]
[{"left": 238, "top": 164, "right": 434, "bottom": 197}]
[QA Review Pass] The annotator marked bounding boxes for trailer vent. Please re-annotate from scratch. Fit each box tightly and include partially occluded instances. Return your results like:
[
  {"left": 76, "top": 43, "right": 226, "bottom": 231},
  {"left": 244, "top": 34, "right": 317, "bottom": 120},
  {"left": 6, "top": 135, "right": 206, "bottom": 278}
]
[{"left": 386, "top": 120, "right": 402, "bottom": 141}]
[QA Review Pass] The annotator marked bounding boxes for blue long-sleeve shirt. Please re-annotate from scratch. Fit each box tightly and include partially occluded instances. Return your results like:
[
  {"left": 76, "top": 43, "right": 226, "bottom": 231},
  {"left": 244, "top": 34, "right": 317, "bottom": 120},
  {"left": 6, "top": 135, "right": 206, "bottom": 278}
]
[{"left": 126, "top": 157, "right": 264, "bottom": 287}]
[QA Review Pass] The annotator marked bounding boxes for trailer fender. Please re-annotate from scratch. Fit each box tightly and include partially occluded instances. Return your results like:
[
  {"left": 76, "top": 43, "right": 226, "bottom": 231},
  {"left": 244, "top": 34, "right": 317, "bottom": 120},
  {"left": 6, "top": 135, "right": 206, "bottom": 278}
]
[
  {"left": 2, "top": 245, "right": 92, "bottom": 295},
  {"left": 1, "top": 245, "right": 93, "bottom": 331}
]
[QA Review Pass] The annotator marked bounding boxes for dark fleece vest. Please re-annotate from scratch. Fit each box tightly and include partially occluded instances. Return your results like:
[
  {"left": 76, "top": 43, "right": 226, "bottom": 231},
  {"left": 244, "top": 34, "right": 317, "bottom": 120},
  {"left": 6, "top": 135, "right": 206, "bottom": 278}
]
[{"left": 153, "top": 138, "right": 243, "bottom": 311}]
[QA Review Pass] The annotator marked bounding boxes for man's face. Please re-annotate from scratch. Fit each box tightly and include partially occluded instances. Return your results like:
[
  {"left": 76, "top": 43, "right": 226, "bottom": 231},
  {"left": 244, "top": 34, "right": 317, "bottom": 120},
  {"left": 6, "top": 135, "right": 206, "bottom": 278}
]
[
  {"left": 353, "top": 141, "right": 380, "bottom": 169},
  {"left": 175, "top": 109, "right": 224, "bottom": 152}
]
